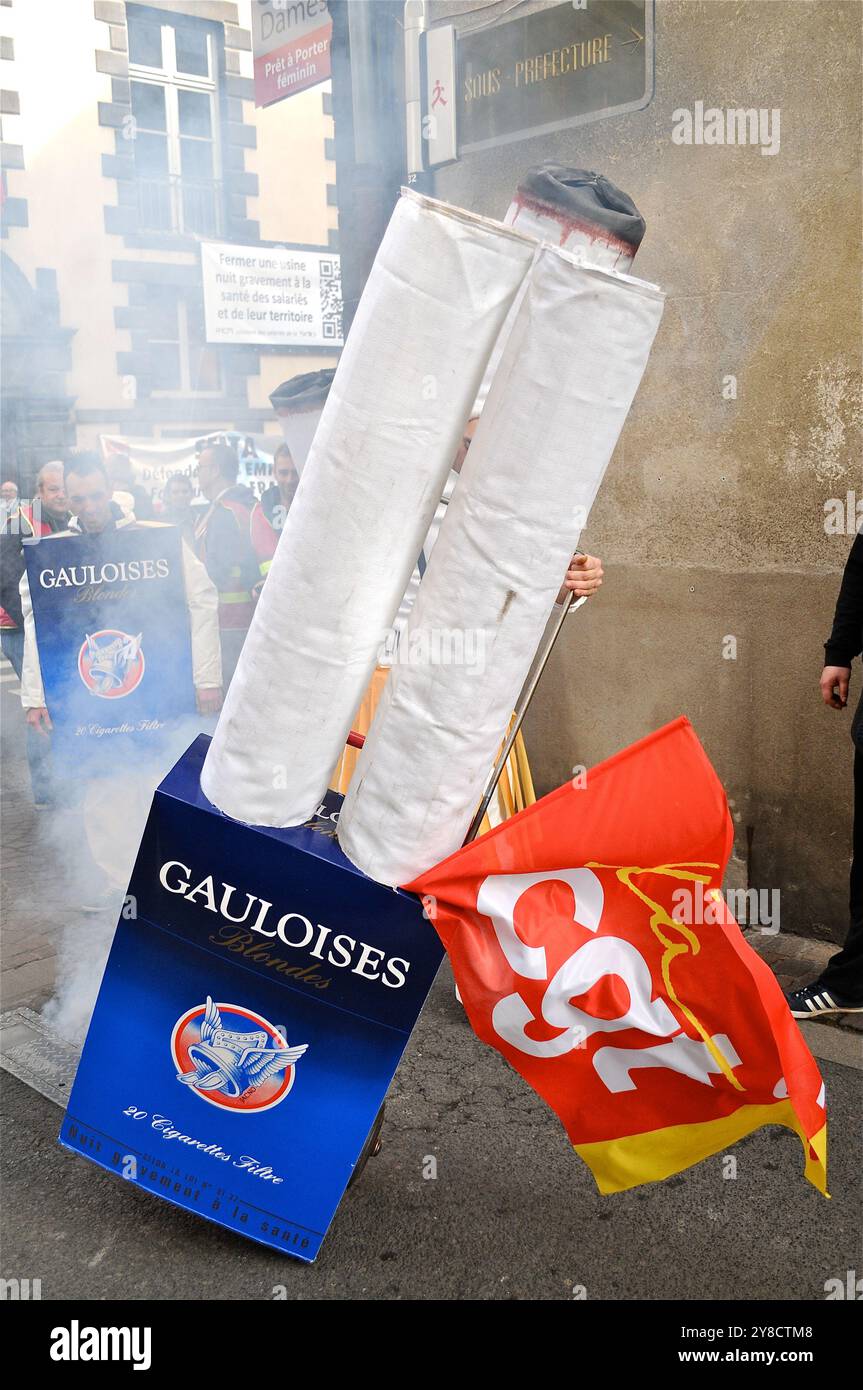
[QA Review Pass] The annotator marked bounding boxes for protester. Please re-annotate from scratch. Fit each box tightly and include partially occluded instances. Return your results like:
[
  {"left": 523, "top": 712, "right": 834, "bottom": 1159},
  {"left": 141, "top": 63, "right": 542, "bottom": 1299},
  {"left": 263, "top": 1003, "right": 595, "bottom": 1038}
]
[
  {"left": 250, "top": 443, "right": 300, "bottom": 582},
  {"left": 194, "top": 441, "right": 259, "bottom": 686},
  {"left": 36, "top": 462, "right": 70, "bottom": 528},
  {"left": 20, "top": 452, "right": 223, "bottom": 730},
  {"left": 786, "top": 528, "right": 863, "bottom": 1017},
  {"left": 1, "top": 462, "right": 70, "bottom": 676},
  {"left": 1, "top": 478, "right": 19, "bottom": 505},
  {"left": 17, "top": 452, "right": 221, "bottom": 915},
  {"left": 106, "top": 451, "right": 153, "bottom": 521},
  {"left": 160, "top": 473, "right": 197, "bottom": 541},
  {"left": 0, "top": 463, "right": 70, "bottom": 805}
]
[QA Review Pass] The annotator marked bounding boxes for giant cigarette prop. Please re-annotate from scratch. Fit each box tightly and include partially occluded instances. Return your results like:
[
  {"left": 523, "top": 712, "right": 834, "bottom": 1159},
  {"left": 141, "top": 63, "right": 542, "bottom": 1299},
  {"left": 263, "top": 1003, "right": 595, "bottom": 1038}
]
[
  {"left": 338, "top": 248, "right": 665, "bottom": 885},
  {"left": 201, "top": 190, "right": 536, "bottom": 827}
]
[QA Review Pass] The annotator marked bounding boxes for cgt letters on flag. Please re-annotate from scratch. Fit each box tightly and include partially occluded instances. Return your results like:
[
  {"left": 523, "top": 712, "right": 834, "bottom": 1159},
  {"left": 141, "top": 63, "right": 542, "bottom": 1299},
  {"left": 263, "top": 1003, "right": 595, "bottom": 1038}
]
[{"left": 408, "top": 718, "right": 827, "bottom": 1197}]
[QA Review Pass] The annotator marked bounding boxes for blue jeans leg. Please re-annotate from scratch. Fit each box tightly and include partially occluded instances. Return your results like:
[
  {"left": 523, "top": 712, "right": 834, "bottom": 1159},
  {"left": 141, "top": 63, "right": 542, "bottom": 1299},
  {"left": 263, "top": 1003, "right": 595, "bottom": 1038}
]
[
  {"left": 1, "top": 628, "right": 55, "bottom": 804},
  {"left": 0, "top": 627, "right": 24, "bottom": 679}
]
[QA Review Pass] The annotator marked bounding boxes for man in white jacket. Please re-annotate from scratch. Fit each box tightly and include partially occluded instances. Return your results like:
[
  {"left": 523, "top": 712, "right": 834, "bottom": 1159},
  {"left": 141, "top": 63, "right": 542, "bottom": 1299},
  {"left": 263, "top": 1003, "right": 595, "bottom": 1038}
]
[{"left": 20, "top": 452, "right": 222, "bottom": 732}]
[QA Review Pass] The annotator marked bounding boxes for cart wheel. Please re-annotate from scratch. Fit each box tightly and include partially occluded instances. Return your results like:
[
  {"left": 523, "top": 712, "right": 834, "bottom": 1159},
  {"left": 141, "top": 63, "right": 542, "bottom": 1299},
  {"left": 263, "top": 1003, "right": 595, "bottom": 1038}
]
[{"left": 349, "top": 1102, "right": 386, "bottom": 1187}]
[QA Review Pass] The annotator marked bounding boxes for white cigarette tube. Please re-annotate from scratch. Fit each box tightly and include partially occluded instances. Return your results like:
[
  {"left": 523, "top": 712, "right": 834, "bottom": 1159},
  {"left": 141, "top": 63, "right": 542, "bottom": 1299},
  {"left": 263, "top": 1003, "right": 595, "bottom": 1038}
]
[
  {"left": 338, "top": 246, "right": 665, "bottom": 885},
  {"left": 201, "top": 189, "right": 536, "bottom": 827}
]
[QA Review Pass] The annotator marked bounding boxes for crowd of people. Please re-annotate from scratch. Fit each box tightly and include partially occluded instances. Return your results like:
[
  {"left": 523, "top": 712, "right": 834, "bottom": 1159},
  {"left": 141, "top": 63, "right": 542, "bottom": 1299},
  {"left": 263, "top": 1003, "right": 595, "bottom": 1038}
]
[{"left": 0, "top": 439, "right": 302, "bottom": 717}]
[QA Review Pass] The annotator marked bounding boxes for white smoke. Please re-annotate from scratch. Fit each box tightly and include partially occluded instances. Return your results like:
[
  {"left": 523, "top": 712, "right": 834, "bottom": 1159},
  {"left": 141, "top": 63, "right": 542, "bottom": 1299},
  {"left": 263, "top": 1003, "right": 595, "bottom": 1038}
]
[
  {"left": 41, "top": 715, "right": 214, "bottom": 1049},
  {"left": 41, "top": 906, "right": 122, "bottom": 1046}
]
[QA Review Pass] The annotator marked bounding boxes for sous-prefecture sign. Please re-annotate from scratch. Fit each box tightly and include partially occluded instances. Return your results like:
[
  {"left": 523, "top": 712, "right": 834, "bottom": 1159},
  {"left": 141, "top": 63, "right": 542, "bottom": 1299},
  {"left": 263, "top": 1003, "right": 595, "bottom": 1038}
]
[
  {"left": 458, "top": 0, "right": 654, "bottom": 153},
  {"left": 251, "top": 0, "right": 332, "bottom": 107},
  {"left": 201, "top": 241, "right": 343, "bottom": 349}
]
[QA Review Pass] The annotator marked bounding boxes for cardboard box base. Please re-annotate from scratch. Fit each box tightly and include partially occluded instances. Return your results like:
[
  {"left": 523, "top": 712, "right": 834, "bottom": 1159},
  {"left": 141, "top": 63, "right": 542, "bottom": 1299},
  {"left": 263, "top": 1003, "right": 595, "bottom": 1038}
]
[{"left": 60, "top": 736, "right": 444, "bottom": 1261}]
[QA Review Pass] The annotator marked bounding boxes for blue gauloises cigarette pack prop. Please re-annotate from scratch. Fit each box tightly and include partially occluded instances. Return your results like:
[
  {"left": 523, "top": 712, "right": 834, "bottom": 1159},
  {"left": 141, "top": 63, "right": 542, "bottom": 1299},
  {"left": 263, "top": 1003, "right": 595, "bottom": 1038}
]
[{"left": 60, "top": 735, "right": 444, "bottom": 1261}]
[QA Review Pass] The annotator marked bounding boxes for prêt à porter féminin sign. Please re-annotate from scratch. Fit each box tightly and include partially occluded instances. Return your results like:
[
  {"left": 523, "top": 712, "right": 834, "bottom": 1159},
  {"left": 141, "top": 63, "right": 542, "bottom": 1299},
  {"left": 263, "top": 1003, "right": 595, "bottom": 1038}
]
[
  {"left": 251, "top": 0, "right": 331, "bottom": 107},
  {"left": 457, "top": 0, "right": 654, "bottom": 153}
]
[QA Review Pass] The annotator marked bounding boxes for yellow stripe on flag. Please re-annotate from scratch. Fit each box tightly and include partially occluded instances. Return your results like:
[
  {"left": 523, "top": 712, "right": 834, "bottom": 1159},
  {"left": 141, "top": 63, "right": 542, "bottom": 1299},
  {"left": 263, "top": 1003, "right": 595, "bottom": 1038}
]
[{"left": 574, "top": 1102, "right": 828, "bottom": 1197}]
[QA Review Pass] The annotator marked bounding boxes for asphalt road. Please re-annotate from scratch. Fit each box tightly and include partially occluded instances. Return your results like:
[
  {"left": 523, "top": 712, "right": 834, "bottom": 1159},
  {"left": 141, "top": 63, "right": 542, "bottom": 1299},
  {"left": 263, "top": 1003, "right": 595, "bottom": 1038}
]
[{"left": 2, "top": 967, "right": 861, "bottom": 1302}]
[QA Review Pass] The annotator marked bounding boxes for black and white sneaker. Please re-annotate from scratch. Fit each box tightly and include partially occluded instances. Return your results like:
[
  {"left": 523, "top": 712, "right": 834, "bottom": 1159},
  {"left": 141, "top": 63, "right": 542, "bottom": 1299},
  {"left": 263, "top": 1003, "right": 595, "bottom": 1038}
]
[{"left": 785, "top": 983, "right": 863, "bottom": 1019}]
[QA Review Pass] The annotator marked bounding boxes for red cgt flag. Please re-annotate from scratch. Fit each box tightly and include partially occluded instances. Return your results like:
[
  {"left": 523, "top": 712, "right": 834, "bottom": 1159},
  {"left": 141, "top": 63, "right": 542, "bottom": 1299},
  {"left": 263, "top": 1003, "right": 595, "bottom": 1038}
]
[{"left": 406, "top": 718, "right": 827, "bottom": 1196}]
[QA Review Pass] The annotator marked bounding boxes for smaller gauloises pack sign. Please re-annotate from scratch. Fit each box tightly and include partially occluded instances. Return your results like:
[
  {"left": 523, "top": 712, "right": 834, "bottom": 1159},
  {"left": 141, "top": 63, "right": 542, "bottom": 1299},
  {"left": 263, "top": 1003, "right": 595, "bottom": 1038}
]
[
  {"left": 24, "top": 525, "right": 195, "bottom": 772},
  {"left": 60, "top": 736, "right": 445, "bottom": 1261},
  {"left": 252, "top": 0, "right": 332, "bottom": 107}
]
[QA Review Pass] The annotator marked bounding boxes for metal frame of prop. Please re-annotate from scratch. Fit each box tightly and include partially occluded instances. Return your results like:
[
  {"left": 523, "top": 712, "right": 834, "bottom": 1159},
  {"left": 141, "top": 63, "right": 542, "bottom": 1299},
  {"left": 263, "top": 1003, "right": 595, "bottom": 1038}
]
[{"left": 463, "top": 592, "right": 585, "bottom": 844}]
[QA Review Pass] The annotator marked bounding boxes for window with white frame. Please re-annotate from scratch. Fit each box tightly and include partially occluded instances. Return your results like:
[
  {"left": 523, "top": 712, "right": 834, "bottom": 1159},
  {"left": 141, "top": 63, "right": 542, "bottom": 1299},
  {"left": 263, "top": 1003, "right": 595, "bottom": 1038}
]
[
  {"left": 126, "top": 5, "right": 223, "bottom": 237},
  {"left": 144, "top": 284, "right": 222, "bottom": 396}
]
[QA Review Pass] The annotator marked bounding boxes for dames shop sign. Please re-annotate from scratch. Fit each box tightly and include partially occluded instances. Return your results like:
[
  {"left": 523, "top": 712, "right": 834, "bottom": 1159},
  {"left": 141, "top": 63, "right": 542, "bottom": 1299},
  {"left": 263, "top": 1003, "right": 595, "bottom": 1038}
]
[{"left": 251, "top": 0, "right": 331, "bottom": 107}]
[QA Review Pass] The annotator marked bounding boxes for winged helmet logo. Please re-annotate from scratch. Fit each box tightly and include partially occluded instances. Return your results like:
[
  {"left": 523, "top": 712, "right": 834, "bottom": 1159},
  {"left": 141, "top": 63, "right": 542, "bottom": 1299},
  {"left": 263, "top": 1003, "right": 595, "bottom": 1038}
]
[
  {"left": 171, "top": 997, "right": 308, "bottom": 1112},
  {"left": 78, "top": 628, "right": 145, "bottom": 698}
]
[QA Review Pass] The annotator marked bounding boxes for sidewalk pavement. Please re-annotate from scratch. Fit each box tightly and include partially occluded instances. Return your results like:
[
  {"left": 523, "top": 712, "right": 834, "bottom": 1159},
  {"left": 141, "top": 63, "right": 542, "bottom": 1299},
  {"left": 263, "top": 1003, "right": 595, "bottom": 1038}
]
[{"left": 744, "top": 929, "right": 863, "bottom": 1033}]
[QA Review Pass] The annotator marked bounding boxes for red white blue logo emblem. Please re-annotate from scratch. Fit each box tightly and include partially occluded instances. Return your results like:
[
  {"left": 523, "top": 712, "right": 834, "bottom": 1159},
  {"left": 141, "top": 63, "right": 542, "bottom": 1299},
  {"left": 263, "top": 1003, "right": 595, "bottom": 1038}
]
[
  {"left": 171, "top": 997, "right": 308, "bottom": 1113},
  {"left": 78, "top": 628, "right": 145, "bottom": 699}
]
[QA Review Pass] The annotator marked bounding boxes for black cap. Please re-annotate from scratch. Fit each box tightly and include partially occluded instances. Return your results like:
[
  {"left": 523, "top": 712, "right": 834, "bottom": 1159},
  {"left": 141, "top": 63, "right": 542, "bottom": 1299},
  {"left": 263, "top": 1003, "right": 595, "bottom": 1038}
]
[
  {"left": 269, "top": 369, "right": 336, "bottom": 414},
  {"left": 514, "top": 163, "right": 646, "bottom": 251}
]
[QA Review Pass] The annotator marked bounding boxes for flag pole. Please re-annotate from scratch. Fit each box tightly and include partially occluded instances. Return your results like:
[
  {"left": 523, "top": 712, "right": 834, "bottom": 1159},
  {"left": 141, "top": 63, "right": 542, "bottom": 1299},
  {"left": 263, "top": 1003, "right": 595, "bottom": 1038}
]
[{"left": 462, "top": 593, "right": 587, "bottom": 845}]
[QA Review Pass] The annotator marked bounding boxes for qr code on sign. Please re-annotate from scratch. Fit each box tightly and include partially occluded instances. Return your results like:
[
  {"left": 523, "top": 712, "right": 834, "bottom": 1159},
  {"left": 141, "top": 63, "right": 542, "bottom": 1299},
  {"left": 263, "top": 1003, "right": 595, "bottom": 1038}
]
[{"left": 320, "top": 259, "right": 343, "bottom": 342}]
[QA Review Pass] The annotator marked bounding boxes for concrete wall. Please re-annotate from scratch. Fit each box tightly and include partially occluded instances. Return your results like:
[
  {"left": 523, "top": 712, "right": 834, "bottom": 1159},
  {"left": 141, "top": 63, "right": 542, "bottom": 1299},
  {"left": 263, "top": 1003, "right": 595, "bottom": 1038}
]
[{"left": 431, "top": 0, "right": 862, "bottom": 941}]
